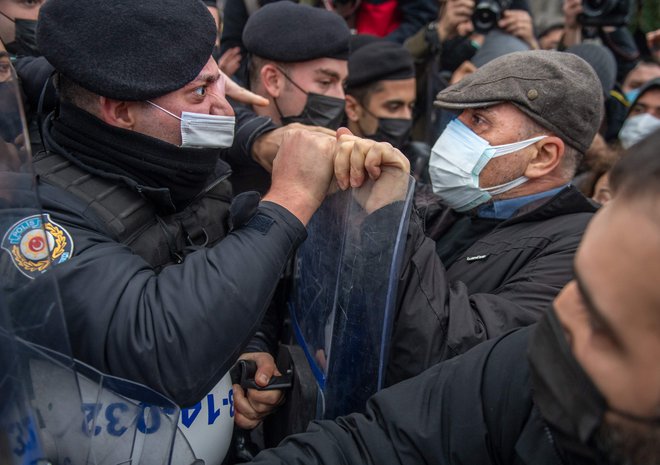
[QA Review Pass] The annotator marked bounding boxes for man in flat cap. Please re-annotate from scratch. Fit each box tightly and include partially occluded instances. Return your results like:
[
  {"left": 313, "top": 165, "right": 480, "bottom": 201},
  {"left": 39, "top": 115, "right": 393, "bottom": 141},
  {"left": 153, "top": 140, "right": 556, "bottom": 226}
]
[
  {"left": 11, "top": 0, "right": 405, "bottom": 446},
  {"left": 344, "top": 38, "right": 432, "bottom": 182},
  {"left": 223, "top": 1, "right": 351, "bottom": 195},
  {"left": 376, "top": 50, "right": 602, "bottom": 383},
  {"left": 250, "top": 130, "right": 660, "bottom": 465}
]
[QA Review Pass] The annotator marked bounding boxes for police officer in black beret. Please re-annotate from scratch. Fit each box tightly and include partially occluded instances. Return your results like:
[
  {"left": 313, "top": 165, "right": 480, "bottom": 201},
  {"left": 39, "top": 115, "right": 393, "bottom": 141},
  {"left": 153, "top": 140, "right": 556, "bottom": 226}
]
[
  {"left": 18, "top": 0, "right": 359, "bottom": 444},
  {"left": 223, "top": 1, "right": 352, "bottom": 195},
  {"left": 344, "top": 38, "right": 432, "bottom": 183}
]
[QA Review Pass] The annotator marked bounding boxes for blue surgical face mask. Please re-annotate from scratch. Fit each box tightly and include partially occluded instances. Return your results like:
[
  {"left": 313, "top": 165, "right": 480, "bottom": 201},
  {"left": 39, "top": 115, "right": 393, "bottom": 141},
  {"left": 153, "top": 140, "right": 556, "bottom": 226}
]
[
  {"left": 428, "top": 118, "right": 546, "bottom": 212},
  {"left": 625, "top": 88, "right": 641, "bottom": 104},
  {"left": 147, "top": 101, "right": 235, "bottom": 149}
]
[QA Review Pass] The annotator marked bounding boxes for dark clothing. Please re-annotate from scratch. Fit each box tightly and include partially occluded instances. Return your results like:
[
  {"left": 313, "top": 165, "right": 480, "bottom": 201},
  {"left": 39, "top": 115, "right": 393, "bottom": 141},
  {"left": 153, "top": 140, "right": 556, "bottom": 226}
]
[
  {"left": 250, "top": 325, "right": 600, "bottom": 465},
  {"left": 221, "top": 104, "right": 278, "bottom": 195},
  {"left": 13, "top": 56, "right": 57, "bottom": 116},
  {"left": 387, "top": 185, "right": 597, "bottom": 384},
  {"left": 402, "top": 140, "right": 431, "bottom": 184},
  {"left": 23, "top": 107, "right": 306, "bottom": 407}
]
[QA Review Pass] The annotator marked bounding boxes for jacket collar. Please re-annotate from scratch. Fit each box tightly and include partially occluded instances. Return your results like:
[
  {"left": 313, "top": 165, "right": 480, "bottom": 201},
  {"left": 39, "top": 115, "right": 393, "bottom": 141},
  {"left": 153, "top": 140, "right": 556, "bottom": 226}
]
[{"left": 501, "top": 185, "right": 599, "bottom": 227}]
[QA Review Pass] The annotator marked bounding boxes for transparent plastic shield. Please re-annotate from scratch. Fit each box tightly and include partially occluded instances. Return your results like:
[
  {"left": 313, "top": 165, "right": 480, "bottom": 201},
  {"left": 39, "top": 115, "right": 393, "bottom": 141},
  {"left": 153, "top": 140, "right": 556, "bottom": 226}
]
[
  {"left": 290, "top": 169, "right": 415, "bottom": 419},
  {"left": 0, "top": 65, "right": 195, "bottom": 464},
  {"left": 0, "top": 62, "right": 90, "bottom": 465},
  {"left": 73, "top": 362, "right": 183, "bottom": 465}
]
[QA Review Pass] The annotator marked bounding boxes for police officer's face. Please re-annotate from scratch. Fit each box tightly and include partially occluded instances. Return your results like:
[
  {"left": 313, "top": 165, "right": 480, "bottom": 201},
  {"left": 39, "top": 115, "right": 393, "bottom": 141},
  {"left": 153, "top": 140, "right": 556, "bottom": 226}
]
[
  {"left": 0, "top": 0, "right": 44, "bottom": 45},
  {"left": 132, "top": 58, "right": 234, "bottom": 146},
  {"left": 347, "top": 78, "right": 415, "bottom": 137},
  {"left": 275, "top": 57, "right": 347, "bottom": 117},
  {"left": 553, "top": 196, "right": 660, "bottom": 463}
]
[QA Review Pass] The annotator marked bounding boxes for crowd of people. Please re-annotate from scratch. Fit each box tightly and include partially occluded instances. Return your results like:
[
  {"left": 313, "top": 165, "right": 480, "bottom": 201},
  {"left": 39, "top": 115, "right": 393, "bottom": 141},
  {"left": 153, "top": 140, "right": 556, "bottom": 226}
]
[{"left": 0, "top": 0, "right": 659, "bottom": 464}]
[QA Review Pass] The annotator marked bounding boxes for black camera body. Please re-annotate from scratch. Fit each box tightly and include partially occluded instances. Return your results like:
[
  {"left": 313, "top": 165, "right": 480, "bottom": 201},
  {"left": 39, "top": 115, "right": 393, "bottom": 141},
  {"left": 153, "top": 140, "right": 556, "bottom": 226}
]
[
  {"left": 578, "top": 0, "right": 631, "bottom": 27},
  {"left": 472, "top": 0, "right": 513, "bottom": 34}
]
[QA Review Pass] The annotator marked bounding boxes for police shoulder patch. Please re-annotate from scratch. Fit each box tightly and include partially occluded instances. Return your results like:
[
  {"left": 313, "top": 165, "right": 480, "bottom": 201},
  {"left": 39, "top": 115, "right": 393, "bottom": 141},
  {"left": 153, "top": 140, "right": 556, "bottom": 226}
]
[{"left": 1, "top": 214, "right": 74, "bottom": 279}]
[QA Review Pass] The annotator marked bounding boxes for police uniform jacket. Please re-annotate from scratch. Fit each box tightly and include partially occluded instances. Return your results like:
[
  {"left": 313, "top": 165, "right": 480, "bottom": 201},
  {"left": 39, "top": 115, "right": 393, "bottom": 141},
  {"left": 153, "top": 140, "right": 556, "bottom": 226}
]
[
  {"left": 387, "top": 185, "right": 598, "bottom": 384},
  {"left": 11, "top": 104, "right": 307, "bottom": 407}
]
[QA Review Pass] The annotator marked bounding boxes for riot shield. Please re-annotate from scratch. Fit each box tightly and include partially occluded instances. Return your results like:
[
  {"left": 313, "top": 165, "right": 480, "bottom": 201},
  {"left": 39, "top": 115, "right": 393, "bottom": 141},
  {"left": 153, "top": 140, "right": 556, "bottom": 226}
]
[
  {"left": 0, "top": 62, "right": 197, "bottom": 465},
  {"left": 289, "top": 168, "right": 415, "bottom": 420}
]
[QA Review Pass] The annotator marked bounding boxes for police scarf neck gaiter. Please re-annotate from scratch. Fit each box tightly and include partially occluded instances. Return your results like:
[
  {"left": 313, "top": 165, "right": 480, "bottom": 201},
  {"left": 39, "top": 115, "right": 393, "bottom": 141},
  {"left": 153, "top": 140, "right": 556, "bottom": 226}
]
[{"left": 48, "top": 102, "right": 221, "bottom": 211}]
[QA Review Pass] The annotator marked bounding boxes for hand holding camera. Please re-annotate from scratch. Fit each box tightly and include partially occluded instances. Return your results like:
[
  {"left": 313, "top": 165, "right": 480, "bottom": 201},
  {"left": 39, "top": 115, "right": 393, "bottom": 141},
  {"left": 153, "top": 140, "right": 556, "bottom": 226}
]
[{"left": 437, "top": 0, "right": 476, "bottom": 42}]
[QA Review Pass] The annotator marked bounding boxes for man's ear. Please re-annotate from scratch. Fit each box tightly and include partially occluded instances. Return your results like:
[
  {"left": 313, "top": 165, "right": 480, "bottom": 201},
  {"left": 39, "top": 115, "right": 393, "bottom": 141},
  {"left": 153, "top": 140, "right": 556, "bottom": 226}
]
[
  {"left": 98, "top": 97, "right": 138, "bottom": 129},
  {"left": 260, "top": 63, "right": 285, "bottom": 99},
  {"left": 524, "top": 136, "right": 565, "bottom": 179},
  {"left": 344, "top": 95, "right": 362, "bottom": 123}
]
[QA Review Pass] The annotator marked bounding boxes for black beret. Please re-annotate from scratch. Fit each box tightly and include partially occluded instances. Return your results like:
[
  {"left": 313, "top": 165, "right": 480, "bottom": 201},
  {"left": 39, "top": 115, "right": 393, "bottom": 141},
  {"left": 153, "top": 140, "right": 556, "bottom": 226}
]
[
  {"left": 243, "top": 1, "right": 350, "bottom": 62},
  {"left": 349, "top": 34, "right": 381, "bottom": 52},
  {"left": 37, "top": 0, "right": 217, "bottom": 101},
  {"left": 434, "top": 50, "right": 603, "bottom": 154},
  {"left": 346, "top": 40, "right": 415, "bottom": 90}
]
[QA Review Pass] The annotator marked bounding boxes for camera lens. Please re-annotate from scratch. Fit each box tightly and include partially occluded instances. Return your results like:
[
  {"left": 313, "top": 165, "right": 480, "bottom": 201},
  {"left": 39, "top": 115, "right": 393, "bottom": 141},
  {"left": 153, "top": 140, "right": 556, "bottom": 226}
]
[{"left": 473, "top": 0, "right": 502, "bottom": 33}]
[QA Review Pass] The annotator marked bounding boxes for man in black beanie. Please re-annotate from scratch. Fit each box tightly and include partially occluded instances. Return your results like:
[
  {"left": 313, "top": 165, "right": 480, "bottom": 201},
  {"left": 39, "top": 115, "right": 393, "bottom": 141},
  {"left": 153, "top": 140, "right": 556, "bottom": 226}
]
[
  {"left": 223, "top": 1, "right": 351, "bottom": 195},
  {"left": 14, "top": 0, "right": 398, "bottom": 454},
  {"left": 344, "top": 38, "right": 432, "bottom": 182}
]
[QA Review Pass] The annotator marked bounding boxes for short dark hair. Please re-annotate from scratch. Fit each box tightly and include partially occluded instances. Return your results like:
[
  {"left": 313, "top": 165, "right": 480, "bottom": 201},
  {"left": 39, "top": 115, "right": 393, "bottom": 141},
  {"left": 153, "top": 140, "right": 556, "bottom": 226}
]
[
  {"left": 345, "top": 81, "right": 384, "bottom": 108},
  {"left": 247, "top": 55, "right": 290, "bottom": 92},
  {"left": 55, "top": 74, "right": 100, "bottom": 115},
  {"left": 609, "top": 128, "right": 660, "bottom": 202}
]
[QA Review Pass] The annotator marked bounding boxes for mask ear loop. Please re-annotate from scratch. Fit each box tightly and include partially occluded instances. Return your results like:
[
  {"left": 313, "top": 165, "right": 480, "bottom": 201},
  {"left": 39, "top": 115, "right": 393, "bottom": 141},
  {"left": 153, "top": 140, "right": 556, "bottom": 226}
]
[
  {"left": 272, "top": 66, "right": 308, "bottom": 122},
  {"left": 0, "top": 11, "right": 15, "bottom": 23}
]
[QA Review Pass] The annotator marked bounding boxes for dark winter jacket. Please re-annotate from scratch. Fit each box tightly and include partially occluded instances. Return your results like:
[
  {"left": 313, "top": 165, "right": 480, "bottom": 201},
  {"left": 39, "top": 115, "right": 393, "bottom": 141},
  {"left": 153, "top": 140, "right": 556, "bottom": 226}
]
[
  {"left": 250, "top": 325, "right": 600, "bottom": 465},
  {"left": 16, "top": 108, "right": 306, "bottom": 407},
  {"left": 387, "top": 185, "right": 598, "bottom": 384}
]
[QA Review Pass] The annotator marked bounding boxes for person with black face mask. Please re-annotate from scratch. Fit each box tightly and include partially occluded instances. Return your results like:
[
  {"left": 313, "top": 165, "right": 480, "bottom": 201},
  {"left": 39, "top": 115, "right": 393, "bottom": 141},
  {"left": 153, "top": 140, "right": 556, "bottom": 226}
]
[
  {"left": 0, "top": 0, "right": 42, "bottom": 57},
  {"left": 221, "top": 1, "right": 350, "bottom": 195},
  {"left": 344, "top": 37, "right": 432, "bottom": 183},
  {"left": 248, "top": 128, "right": 660, "bottom": 465}
]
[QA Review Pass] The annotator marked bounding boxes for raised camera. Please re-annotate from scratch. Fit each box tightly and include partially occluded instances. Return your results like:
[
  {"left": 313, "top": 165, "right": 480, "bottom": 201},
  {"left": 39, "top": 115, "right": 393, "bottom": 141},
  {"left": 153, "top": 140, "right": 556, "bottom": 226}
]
[
  {"left": 472, "top": 0, "right": 513, "bottom": 34},
  {"left": 579, "top": 0, "right": 631, "bottom": 27}
]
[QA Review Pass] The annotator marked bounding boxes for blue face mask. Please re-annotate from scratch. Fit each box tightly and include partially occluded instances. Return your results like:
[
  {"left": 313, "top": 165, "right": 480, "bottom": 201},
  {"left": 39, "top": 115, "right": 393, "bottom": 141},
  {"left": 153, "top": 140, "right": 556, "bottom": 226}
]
[
  {"left": 625, "top": 88, "right": 641, "bottom": 104},
  {"left": 428, "top": 118, "right": 546, "bottom": 212}
]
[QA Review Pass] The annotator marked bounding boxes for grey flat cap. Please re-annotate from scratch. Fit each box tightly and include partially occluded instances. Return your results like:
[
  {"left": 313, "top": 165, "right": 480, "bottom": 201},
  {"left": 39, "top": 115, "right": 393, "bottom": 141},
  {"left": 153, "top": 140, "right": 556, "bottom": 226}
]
[{"left": 434, "top": 50, "right": 604, "bottom": 153}]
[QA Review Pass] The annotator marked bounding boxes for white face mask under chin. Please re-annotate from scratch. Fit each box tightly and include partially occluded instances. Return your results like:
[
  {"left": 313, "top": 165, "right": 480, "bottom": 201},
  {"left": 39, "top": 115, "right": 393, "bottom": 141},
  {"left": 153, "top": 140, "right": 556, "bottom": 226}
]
[
  {"left": 428, "top": 118, "right": 547, "bottom": 212},
  {"left": 146, "top": 101, "right": 235, "bottom": 149}
]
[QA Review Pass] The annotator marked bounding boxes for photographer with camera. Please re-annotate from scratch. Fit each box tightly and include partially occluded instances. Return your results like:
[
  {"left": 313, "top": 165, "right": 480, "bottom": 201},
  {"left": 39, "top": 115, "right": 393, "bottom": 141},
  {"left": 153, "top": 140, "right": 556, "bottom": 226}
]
[
  {"left": 404, "top": 0, "right": 536, "bottom": 144},
  {"left": 559, "top": 0, "right": 638, "bottom": 82}
]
